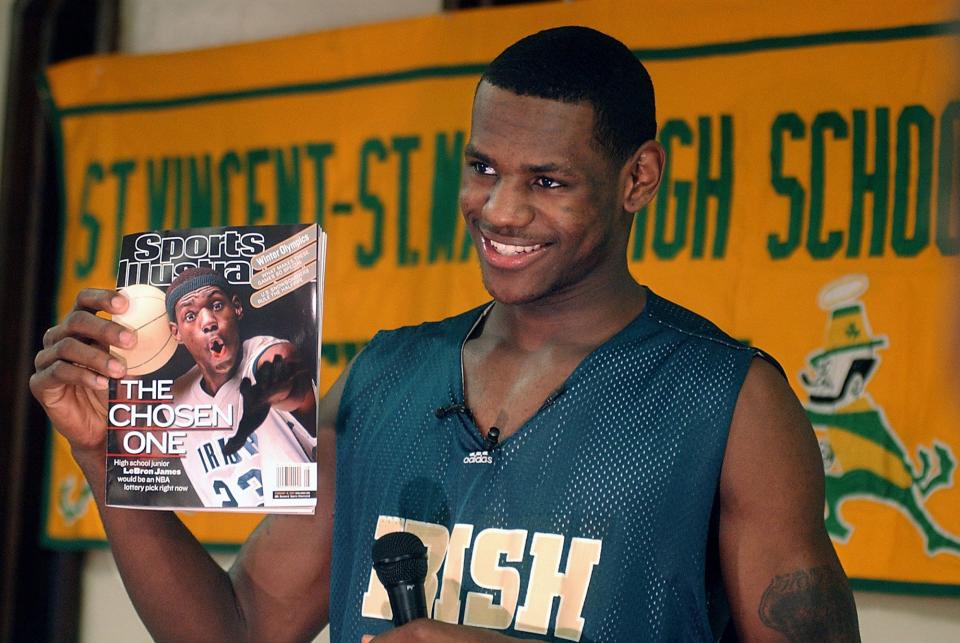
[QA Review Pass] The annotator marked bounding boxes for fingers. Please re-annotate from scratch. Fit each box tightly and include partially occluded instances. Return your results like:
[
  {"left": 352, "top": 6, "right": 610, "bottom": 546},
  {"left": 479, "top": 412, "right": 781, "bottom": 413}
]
[
  {"left": 30, "top": 359, "right": 110, "bottom": 394},
  {"left": 34, "top": 289, "right": 136, "bottom": 397},
  {"left": 74, "top": 288, "right": 129, "bottom": 315},
  {"left": 257, "top": 358, "right": 275, "bottom": 384},
  {"left": 44, "top": 288, "right": 130, "bottom": 348},
  {"left": 43, "top": 308, "right": 137, "bottom": 350},
  {"left": 35, "top": 336, "right": 126, "bottom": 378}
]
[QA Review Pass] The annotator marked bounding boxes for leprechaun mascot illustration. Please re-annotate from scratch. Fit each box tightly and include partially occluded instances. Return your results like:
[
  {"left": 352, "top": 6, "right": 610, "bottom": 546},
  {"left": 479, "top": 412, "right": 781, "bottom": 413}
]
[{"left": 801, "top": 275, "right": 960, "bottom": 554}]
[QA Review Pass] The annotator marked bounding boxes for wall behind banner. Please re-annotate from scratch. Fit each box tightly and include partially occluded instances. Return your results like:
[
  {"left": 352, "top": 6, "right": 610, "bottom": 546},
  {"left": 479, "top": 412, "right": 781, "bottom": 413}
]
[{"left": 59, "top": 0, "right": 960, "bottom": 641}]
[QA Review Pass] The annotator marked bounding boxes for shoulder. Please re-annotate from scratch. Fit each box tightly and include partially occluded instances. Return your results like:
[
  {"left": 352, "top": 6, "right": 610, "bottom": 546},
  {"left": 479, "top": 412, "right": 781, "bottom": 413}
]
[
  {"left": 242, "top": 335, "right": 286, "bottom": 355},
  {"left": 645, "top": 290, "right": 750, "bottom": 352},
  {"left": 337, "top": 306, "right": 487, "bottom": 418},
  {"left": 722, "top": 356, "right": 823, "bottom": 516},
  {"left": 241, "top": 335, "right": 288, "bottom": 372},
  {"left": 643, "top": 289, "right": 784, "bottom": 375},
  {"left": 359, "top": 305, "right": 489, "bottom": 363}
]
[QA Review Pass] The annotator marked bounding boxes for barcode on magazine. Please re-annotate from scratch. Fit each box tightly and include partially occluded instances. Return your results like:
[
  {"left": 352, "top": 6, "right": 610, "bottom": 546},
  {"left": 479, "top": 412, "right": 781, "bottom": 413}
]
[{"left": 276, "top": 464, "right": 312, "bottom": 489}]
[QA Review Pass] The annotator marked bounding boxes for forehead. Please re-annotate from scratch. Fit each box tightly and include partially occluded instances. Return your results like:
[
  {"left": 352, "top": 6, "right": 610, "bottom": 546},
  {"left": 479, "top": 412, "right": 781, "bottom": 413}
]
[
  {"left": 469, "top": 82, "right": 601, "bottom": 166},
  {"left": 175, "top": 285, "right": 228, "bottom": 311}
]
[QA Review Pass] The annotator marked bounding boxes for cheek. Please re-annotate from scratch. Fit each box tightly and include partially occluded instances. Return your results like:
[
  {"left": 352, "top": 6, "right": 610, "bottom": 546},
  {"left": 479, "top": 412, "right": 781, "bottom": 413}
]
[{"left": 459, "top": 179, "right": 488, "bottom": 216}]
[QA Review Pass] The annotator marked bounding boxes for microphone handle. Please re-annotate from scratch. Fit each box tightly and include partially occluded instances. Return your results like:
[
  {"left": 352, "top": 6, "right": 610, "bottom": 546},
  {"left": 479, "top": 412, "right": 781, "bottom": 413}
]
[{"left": 386, "top": 581, "right": 427, "bottom": 626}]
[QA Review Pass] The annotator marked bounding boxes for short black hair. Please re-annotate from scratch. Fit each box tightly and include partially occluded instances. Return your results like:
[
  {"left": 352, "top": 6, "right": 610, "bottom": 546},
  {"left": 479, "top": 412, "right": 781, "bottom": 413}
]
[
  {"left": 165, "top": 266, "right": 234, "bottom": 321},
  {"left": 481, "top": 26, "right": 656, "bottom": 164}
]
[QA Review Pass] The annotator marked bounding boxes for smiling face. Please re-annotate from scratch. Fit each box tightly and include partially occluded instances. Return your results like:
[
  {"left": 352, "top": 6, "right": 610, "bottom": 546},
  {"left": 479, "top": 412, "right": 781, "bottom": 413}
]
[
  {"left": 169, "top": 285, "right": 244, "bottom": 386},
  {"left": 460, "top": 82, "right": 633, "bottom": 306}
]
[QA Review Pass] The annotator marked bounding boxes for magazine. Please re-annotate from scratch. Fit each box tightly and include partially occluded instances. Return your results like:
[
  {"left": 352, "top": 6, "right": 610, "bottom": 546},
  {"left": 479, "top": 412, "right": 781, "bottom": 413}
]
[{"left": 105, "top": 224, "right": 325, "bottom": 513}]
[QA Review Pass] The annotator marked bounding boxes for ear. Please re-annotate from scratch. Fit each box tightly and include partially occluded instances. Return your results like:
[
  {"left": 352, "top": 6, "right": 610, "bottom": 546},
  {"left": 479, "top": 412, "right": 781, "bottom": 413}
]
[
  {"left": 620, "top": 140, "right": 664, "bottom": 214},
  {"left": 169, "top": 321, "right": 182, "bottom": 343},
  {"left": 232, "top": 294, "right": 244, "bottom": 320}
]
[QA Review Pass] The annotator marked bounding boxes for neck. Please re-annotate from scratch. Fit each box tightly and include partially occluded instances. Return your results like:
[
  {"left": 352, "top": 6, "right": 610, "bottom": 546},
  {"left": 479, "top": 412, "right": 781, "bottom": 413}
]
[
  {"left": 200, "top": 371, "right": 231, "bottom": 396},
  {"left": 199, "top": 346, "right": 243, "bottom": 396},
  {"left": 487, "top": 263, "right": 646, "bottom": 351}
]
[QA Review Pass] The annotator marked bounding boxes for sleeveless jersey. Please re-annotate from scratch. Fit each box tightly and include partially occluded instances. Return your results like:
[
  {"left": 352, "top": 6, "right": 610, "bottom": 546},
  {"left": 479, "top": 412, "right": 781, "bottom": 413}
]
[
  {"left": 173, "top": 335, "right": 315, "bottom": 507},
  {"left": 330, "top": 290, "right": 763, "bottom": 641}
]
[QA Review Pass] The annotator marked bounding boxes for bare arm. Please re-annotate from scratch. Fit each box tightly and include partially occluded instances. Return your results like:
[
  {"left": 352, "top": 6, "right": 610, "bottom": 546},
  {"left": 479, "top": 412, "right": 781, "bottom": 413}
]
[
  {"left": 30, "top": 288, "right": 351, "bottom": 642},
  {"left": 719, "top": 358, "right": 860, "bottom": 642}
]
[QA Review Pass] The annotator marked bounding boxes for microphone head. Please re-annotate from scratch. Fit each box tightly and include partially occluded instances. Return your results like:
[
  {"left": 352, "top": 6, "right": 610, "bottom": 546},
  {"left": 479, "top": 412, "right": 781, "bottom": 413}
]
[{"left": 372, "top": 532, "right": 428, "bottom": 588}]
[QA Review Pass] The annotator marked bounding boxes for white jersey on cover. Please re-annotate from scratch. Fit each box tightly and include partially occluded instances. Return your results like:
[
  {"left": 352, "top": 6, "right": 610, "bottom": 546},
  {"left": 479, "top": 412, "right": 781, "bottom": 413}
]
[{"left": 173, "top": 335, "right": 315, "bottom": 507}]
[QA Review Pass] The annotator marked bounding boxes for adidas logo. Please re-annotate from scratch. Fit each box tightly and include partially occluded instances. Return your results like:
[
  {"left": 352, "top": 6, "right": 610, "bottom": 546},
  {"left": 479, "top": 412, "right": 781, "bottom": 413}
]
[{"left": 463, "top": 451, "right": 493, "bottom": 465}]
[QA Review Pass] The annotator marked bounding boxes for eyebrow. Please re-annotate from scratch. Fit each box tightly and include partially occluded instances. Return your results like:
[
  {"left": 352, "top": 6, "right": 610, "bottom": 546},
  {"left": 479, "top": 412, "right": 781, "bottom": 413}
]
[
  {"left": 464, "top": 144, "right": 577, "bottom": 177},
  {"left": 175, "top": 288, "right": 226, "bottom": 310}
]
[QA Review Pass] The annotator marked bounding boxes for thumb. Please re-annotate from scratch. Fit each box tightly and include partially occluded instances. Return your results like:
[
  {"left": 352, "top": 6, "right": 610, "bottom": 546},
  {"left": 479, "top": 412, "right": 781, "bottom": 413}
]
[{"left": 361, "top": 636, "right": 374, "bottom": 643}]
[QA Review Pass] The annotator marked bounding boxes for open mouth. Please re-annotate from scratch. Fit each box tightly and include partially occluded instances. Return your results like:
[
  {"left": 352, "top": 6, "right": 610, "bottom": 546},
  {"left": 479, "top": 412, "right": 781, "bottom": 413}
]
[
  {"left": 487, "top": 238, "right": 544, "bottom": 256},
  {"left": 209, "top": 338, "right": 225, "bottom": 356},
  {"left": 480, "top": 234, "right": 551, "bottom": 268}
]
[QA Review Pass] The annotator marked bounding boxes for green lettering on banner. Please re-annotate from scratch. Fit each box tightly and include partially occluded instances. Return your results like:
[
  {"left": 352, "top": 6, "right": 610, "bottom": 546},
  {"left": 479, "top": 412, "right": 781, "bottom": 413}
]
[
  {"left": 321, "top": 341, "right": 368, "bottom": 366},
  {"left": 653, "top": 119, "right": 693, "bottom": 259},
  {"left": 218, "top": 151, "right": 242, "bottom": 226},
  {"left": 768, "top": 112, "right": 806, "bottom": 259},
  {"left": 188, "top": 155, "right": 213, "bottom": 227},
  {"left": 110, "top": 160, "right": 135, "bottom": 266},
  {"left": 392, "top": 135, "right": 421, "bottom": 266},
  {"left": 358, "top": 138, "right": 386, "bottom": 267},
  {"left": 429, "top": 131, "right": 465, "bottom": 263},
  {"left": 275, "top": 146, "right": 302, "bottom": 224},
  {"left": 849, "top": 108, "right": 889, "bottom": 257},
  {"left": 808, "top": 111, "right": 847, "bottom": 259},
  {"left": 246, "top": 148, "right": 270, "bottom": 225},
  {"left": 632, "top": 205, "right": 649, "bottom": 260},
  {"left": 306, "top": 143, "right": 334, "bottom": 227},
  {"left": 459, "top": 229, "right": 474, "bottom": 261},
  {"left": 937, "top": 101, "right": 960, "bottom": 255},
  {"left": 76, "top": 161, "right": 104, "bottom": 278},
  {"left": 147, "top": 158, "right": 170, "bottom": 229},
  {"left": 692, "top": 115, "right": 733, "bottom": 258},
  {"left": 892, "top": 105, "right": 933, "bottom": 257}
]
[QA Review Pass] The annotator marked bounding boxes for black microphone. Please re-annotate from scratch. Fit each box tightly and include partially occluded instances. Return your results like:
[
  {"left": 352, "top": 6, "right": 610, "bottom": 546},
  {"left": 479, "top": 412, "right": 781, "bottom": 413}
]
[
  {"left": 483, "top": 426, "right": 500, "bottom": 452},
  {"left": 434, "top": 402, "right": 468, "bottom": 419},
  {"left": 372, "top": 532, "right": 428, "bottom": 626}
]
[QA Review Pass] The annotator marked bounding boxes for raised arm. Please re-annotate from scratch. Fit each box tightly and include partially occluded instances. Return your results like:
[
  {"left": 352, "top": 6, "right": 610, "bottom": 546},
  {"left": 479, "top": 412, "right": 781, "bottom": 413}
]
[
  {"left": 719, "top": 358, "right": 860, "bottom": 642},
  {"left": 30, "top": 288, "right": 350, "bottom": 642}
]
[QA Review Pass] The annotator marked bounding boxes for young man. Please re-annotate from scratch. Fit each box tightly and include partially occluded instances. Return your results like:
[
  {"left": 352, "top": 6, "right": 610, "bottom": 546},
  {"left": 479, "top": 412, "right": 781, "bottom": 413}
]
[
  {"left": 30, "top": 27, "right": 859, "bottom": 642},
  {"left": 160, "top": 266, "right": 316, "bottom": 507}
]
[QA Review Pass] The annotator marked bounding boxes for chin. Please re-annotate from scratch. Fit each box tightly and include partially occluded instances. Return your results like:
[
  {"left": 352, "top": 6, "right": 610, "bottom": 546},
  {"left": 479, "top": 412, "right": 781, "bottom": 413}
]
[
  {"left": 482, "top": 275, "right": 552, "bottom": 306},
  {"left": 210, "top": 355, "right": 237, "bottom": 375}
]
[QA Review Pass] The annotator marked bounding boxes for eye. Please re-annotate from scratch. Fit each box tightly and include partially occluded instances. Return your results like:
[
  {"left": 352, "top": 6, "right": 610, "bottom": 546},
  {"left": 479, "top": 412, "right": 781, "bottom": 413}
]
[
  {"left": 184, "top": 311, "right": 196, "bottom": 323},
  {"left": 534, "top": 176, "right": 563, "bottom": 189},
  {"left": 470, "top": 161, "right": 496, "bottom": 176},
  {"left": 212, "top": 301, "right": 224, "bottom": 311}
]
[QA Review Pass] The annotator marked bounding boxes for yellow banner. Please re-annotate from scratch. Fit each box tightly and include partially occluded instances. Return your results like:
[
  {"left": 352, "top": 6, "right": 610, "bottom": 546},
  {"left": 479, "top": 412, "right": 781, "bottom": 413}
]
[{"left": 43, "top": 0, "right": 960, "bottom": 592}]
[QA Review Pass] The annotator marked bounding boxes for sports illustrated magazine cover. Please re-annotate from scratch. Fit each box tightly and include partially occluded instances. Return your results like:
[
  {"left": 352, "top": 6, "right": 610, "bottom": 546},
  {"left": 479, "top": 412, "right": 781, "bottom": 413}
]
[{"left": 105, "top": 224, "right": 325, "bottom": 513}]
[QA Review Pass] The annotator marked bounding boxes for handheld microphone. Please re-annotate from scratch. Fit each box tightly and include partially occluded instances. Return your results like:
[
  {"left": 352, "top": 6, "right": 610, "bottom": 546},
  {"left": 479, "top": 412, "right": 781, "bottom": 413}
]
[{"left": 372, "top": 532, "right": 428, "bottom": 626}]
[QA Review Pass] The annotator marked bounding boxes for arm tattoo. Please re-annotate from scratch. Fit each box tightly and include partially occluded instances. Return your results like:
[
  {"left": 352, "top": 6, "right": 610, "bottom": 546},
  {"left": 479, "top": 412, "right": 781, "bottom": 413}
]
[{"left": 758, "top": 565, "right": 860, "bottom": 642}]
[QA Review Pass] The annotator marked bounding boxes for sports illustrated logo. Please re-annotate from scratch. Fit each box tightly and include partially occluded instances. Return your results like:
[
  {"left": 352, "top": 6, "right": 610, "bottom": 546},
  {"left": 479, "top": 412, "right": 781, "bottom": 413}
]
[
  {"left": 463, "top": 451, "right": 493, "bottom": 465},
  {"left": 801, "top": 275, "right": 960, "bottom": 555}
]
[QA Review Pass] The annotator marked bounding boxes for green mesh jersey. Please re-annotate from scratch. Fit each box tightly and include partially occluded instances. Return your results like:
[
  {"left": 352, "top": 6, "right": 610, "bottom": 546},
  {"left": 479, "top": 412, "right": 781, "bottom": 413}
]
[{"left": 330, "top": 289, "right": 764, "bottom": 642}]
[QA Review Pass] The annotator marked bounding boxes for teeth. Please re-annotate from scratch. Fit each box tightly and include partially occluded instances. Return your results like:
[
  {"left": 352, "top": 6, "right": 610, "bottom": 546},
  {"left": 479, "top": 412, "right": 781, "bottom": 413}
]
[{"left": 488, "top": 238, "right": 542, "bottom": 256}]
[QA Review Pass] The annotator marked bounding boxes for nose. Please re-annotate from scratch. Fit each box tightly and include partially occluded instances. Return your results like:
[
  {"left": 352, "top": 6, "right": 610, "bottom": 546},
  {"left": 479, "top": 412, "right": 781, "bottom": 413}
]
[
  {"left": 199, "top": 308, "right": 217, "bottom": 332},
  {"left": 481, "top": 179, "right": 535, "bottom": 232}
]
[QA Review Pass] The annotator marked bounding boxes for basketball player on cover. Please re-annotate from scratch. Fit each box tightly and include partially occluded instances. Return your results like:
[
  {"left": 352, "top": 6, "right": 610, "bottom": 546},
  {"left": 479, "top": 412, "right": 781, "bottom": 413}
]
[
  {"left": 160, "top": 266, "right": 316, "bottom": 507},
  {"left": 30, "top": 27, "right": 859, "bottom": 642}
]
